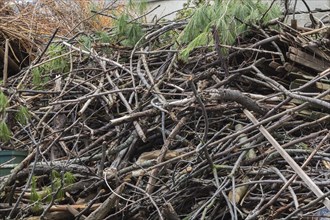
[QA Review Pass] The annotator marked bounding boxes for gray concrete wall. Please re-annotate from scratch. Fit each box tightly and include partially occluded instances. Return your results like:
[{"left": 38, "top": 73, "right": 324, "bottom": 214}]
[
  {"left": 145, "top": 0, "right": 330, "bottom": 25},
  {"left": 146, "top": 0, "right": 187, "bottom": 21},
  {"left": 280, "top": 0, "right": 330, "bottom": 26}
]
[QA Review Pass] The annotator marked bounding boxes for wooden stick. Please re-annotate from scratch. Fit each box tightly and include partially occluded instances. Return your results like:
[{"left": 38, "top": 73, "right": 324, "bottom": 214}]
[
  {"left": 244, "top": 109, "right": 330, "bottom": 210},
  {"left": 85, "top": 183, "right": 125, "bottom": 220},
  {"left": 3, "top": 39, "right": 9, "bottom": 86}
]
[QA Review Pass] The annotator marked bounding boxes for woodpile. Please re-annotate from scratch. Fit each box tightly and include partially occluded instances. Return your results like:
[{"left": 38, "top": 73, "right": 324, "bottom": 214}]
[{"left": 0, "top": 2, "right": 330, "bottom": 220}]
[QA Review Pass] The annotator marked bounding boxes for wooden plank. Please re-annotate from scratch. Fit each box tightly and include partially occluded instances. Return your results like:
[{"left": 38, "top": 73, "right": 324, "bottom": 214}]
[
  {"left": 287, "top": 52, "right": 323, "bottom": 72},
  {"left": 284, "top": 62, "right": 310, "bottom": 75},
  {"left": 287, "top": 47, "right": 330, "bottom": 72}
]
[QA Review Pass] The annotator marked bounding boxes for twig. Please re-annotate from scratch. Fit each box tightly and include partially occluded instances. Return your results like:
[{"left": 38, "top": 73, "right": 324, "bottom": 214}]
[
  {"left": 244, "top": 109, "right": 330, "bottom": 211},
  {"left": 146, "top": 117, "right": 187, "bottom": 194},
  {"left": 85, "top": 183, "right": 125, "bottom": 220},
  {"left": 3, "top": 39, "right": 9, "bottom": 86}
]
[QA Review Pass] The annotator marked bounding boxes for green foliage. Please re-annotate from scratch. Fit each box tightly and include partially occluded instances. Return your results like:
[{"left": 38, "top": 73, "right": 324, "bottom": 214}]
[
  {"left": 114, "top": 14, "right": 144, "bottom": 47},
  {"left": 79, "top": 35, "right": 92, "bottom": 50},
  {"left": 96, "top": 31, "right": 111, "bottom": 43},
  {"left": 128, "top": 0, "right": 148, "bottom": 14},
  {"left": 0, "top": 92, "right": 9, "bottom": 113},
  {"left": 179, "top": 5, "right": 212, "bottom": 44},
  {"left": 30, "top": 176, "right": 42, "bottom": 213},
  {"left": 50, "top": 170, "right": 75, "bottom": 200},
  {"left": 29, "top": 171, "right": 76, "bottom": 209},
  {"left": 176, "top": 7, "right": 194, "bottom": 20},
  {"left": 0, "top": 121, "right": 11, "bottom": 142},
  {"left": 125, "top": 23, "right": 143, "bottom": 46},
  {"left": 53, "top": 177, "right": 64, "bottom": 199},
  {"left": 30, "top": 176, "right": 40, "bottom": 202},
  {"left": 32, "top": 67, "right": 42, "bottom": 87},
  {"left": 158, "top": 30, "right": 179, "bottom": 47},
  {"left": 64, "top": 171, "right": 75, "bottom": 185},
  {"left": 116, "top": 14, "right": 130, "bottom": 37},
  {"left": 44, "top": 44, "right": 68, "bottom": 73},
  {"left": 33, "top": 44, "right": 68, "bottom": 87},
  {"left": 176, "top": 0, "right": 204, "bottom": 19},
  {"left": 95, "top": 31, "right": 113, "bottom": 55},
  {"left": 51, "top": 169, "right": 60, "bottom": 178},
  {"left": 47, "top": 44, "right": 62, "bottom": 57},
  {"left": 0, "top": 91, "right": 12, "bottom": 143},
  {"left": 42, "top": 186, "right": 52, "bottom": 203},
  {"left": 180, "top": 32, "right": 209, "bottom": 61},
  {"left": 112, "top": 1, "right": 146, "bottom": 47},
  {"left": 51, "top": 170, "right": 62, "bottom": 199},
  {"left": 32, "top": 67, "right": 50, "bottom": 88},
  {"left": 178, "top": 0, "right": 281, "bottom": 60},
  {"left": 15, "top": 106, "right": 31, "bottom": 125},
  {"left": 31, "top": 44, "right": 69, "bottom": 88}
]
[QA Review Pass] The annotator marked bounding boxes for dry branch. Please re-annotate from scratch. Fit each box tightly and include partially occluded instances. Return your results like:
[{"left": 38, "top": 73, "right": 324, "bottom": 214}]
[{"left": 0, "top": 2, "right": 330, "bottom": 219}]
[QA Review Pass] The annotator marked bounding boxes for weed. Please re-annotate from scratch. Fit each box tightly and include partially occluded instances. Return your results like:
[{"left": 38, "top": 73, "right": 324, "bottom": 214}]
[
  {"left": 0, "top": 121, "right": 11, "bottom": 142},
  {"left": 0, "top": 92, "right": 9, "bottom": 113},
  {"left": 32, "top": 67, "right": 43, "bottom": 88},
  {"left": 178, "top": 0, "right": 281, "bottom": 61},
  {"left": 79, "top": 35, "right": 92, "bottom": 50},
  {"left": 30, "top": 171, "right": 76, "bottom": 211},
  {"left": 15, "top": 106, "right": 31, "bottom": 125}
]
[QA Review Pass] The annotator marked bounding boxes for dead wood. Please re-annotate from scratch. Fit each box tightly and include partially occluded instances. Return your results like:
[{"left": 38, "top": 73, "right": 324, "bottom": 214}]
[{"left": 0, "top": 1, "right": 330, "bottom": 220}]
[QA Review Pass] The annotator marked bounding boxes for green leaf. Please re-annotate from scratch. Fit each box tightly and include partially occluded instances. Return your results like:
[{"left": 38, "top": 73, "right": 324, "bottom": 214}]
[
  {"left": 42, "top": 186, "right": 52, "bottom": 202},
  {"left": 97, "top": 31, "right": 111, "bottom": 43},
  {"left": 0, "top": 92, "right": 9, "bottom": 113},
  {"left": 178, "top": 0, "right": 281, "bottom": 62},
  {"left": 115, "top": 14, "right": 144, "bottom": 47},
  {"left": 137, "top": 0, "right": 148, "bottom": 14},
  {"left": 64, "top": 172, "right": 75, "bottom": 185},
  {"left": 179, "top": 5, "right": 212, "bottom": 44},
  {"left": 32, "top": 67, "right": 42, "bottom": 87},
  {"left": 40, "top": 44, "right": 69, "bottom": 74},
  {"left": 79, "top": 35, "right": 92, "bottom": 50},
  {"left": 0, "top": 121, "right": 11, "bottom": 142},
  {"left": 51, "top": 170, "right": 60, "bottom": 179},
  {"left": 128, "top": 0, "right": 147, "bottom": 13},
  {"left": 180, "top": 32, "right": 210, "bottom": 61},
  {"left": 30, "top": 176, "right": 40, "bottom": 202},
  {"left": 126, "top": 23, "right": 143, "bottom": 46},
  {"left": 47, "top": 44, "right": 63, "bottom": 57},
  {"left": 116, "top": 14, "right": 130, "bottom": 37},
  {"left": 15, "top": 106, "right": 31, "bottom": 125}
]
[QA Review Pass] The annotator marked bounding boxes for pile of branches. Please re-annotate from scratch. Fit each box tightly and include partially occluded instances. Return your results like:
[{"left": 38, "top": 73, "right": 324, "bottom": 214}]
[
  {"left": 0, "top": 3, "right": 330, "bottom": 220},
  {"left": 0, "top": 0, "right": 117, "bottom": 77}
]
